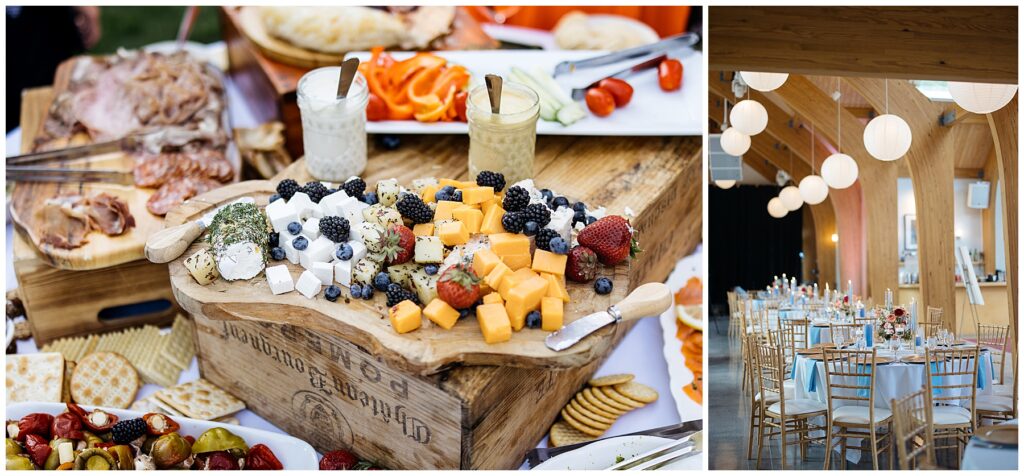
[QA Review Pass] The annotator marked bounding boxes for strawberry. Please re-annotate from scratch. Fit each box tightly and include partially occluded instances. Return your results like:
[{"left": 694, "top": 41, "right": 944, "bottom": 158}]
[
  {"left": 566, "top": 246, "right": 599, "bottom": 283},
  {"left": 577, "top": 215, "right": 641, "bottom": 265},
  {"left": 379, "top": 224, "right": 415, "bottom": 265},
  {"left": 437, "top": 263, "right": 481, "bottom": 309}
]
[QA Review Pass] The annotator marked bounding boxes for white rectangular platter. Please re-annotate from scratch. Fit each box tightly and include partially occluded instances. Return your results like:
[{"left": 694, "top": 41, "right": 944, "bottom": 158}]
[{"left": 658, "top": 247, "right": 704, "bottom": 421}]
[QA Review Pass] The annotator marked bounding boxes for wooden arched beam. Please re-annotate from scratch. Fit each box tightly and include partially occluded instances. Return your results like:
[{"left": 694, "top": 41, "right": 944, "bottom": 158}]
[
  {"left": 986, "top": 95, "right": 1018, "bottom": 348},
  {"left": 843, "top": 78, "right": 955, "bottom": 328}
]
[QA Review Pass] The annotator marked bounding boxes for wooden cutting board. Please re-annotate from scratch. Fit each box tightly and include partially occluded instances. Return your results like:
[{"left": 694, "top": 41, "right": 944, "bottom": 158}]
[{"left": 167, "top": 179, "right": 629, "bottom": 375}]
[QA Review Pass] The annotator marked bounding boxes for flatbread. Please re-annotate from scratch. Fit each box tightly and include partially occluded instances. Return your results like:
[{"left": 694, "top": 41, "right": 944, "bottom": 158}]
[
  {"left": 155, "top": 379, "right": 245, "bottom": 420},
  {"left": 6, "top": 353, "right": 64, "bottom": 403},
  {"left": 70, "top": 352, "right": 139, "bottom": 409}
]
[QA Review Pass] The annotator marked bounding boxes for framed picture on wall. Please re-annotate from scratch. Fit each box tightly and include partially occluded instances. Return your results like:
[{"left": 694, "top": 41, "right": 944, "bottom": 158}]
[{"left": 904, "top": 214, "right": 918, "bottom": 250}]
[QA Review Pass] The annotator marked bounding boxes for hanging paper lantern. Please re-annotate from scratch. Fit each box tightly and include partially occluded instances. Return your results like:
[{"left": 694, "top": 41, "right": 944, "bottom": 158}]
[
  {"left": 821, "top": 153, "right": 859, "bottom": 189},
  {"left": 720, "top": 127, "right": 751, "bottom": 156},
  {"left": 729, "top": 99, "right": 768, "bottom": 136},
  {"left": 947, "top": 81, "right": 1018, "bottom": 114},
  {"left": 863, "top": 114, "right": 912, "bottom": 161},
  {"left": 767, "top": 197, "right": 788, "bottom": 218},
  {"left": 799, "top": 174, "right": 828, "bottom": 205},
  {"left": 779, "top": 185, "right": 803, "bottom": 211},
  {"left": 715, "top": 180, "right": 736, "bottom": 189},
  {"left": 740, "top": 71, "right": 789, "bottom": 92}
]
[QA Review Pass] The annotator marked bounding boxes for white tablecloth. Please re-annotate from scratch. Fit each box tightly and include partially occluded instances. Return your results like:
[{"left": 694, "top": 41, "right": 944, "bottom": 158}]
[{"left": 962, "top": 419, "right": 1019, "bottom": 470}]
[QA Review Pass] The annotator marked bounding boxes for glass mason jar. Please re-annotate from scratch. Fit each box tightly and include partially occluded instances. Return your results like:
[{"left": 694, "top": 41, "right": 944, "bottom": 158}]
[
  {"left": 297, "top": 67, "right": 369, "bottom": 182},
  {"left": 467, "top": 81, "right": 540, "bottom": 185}
]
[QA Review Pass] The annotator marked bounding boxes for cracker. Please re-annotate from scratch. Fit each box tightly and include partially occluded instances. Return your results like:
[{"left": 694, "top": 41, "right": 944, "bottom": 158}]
[
  {"left": 574, "top": 394, "right": 622, "bottom": 419},
  {"left": 62, "top": 360, "right": 76, "bottom": 403},
  {"left": 161, "top": 316, "right": 196, "bottom": 370},
  {"left": 138, "top": 355, "right": 181, "bottom": 388},
  {"left": 599, "top": 386, "right": 646, "bottom": 408},
  {"left": 214, "top": 416, "right": 240, "bottom": 426},
  {"left": 549, "top": 421, "right": 595, "bottom": 448},
  {"left": 6, "top": 353, "right": 64, "bottom": 403},
  {"left": 569, "top": 398, "right": 617, "bottom": 424},
  {"left": 130, "top": 395, "right": 184, "bottom": 416},
  {"left": 155, "top": 379, "right": 245, "bottom": 420},
  {"left": 586, "top": 387, "right": 634, "bottom": 412},
  {"left": 560, "top": 410, "right": 607, "bottom": 437},
  {"left": 587, "top": 373, "right": 634, "bottom": 387},
  {"left": 564, "top": 404, "right": 613, "bottom": 429},
  {"left": 613, "top": 381, "right": 659, "bottom": 403},
  {"left": 70, "top": 352, "right": 138, "bottom": 409}
]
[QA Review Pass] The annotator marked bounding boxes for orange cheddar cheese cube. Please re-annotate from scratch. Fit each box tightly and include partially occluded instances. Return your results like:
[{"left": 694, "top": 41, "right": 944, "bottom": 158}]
[
  {"left": 472, "top": 249, "right": 502, "bottom": 276},
  {"left": 542, "top": 272, "right": 570, "bottom": 303},
  {"left": 480, "top": 197, "right": 501, "bottom": 216},
  {"left": 489, "top": 233, "right": 530, "bottom": 257},
  {"left": 421, "top": 184, "right": 440, "bottom": 203},
  {"left": 433, "top": 200, "right": 461, "bottom": 221},
  {"left": 502, "top": 253, "right": 532, "bottom": 271},
  {"left": 498, "top": 268, "right": 539, "bottom": 297},
  {"left": 452, "top": 207, "right": 483, "bottom": 233},
  {"left": 505, "top": 276, "right": 550, "bottom": 330},
  {"left": 485, "top": 262, "right": 512, "bottom": 290},
  {"left": 412, "top": 223, "right": 434, "bottom": 236},
  {"left": 541, "top": 297, "right": 564, "bottom": 331},
  {"left": 476, "top": 303, "right": 512, "bottom": 344},
  {"left": 480, "top": 205, "right": 505, "bottom": 234},
  {"left": 389, "top": 300, "right": 422, "bottom": 334},
  {"left": 532, "top": 249, "right": 568, "bottom": 276},
  {"left": 482, "top": 292, "right": 504, "bottom": 305},
  {"left": 438, "top": 178, "right": 472, "bottom": 189},
  {"left": 438, "top": 220, "right": 469, "bottom": 246},
  {"left": 423, "top": 299, "right": 459, "bottom": 330},
  {"left": 461, "top": 186, "right": 494, "bottom": 205}
]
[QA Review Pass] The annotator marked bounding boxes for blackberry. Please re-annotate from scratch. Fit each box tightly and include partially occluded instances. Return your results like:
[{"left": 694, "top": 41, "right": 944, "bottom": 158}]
[
  {"left": 341, "top": 178, "right": 367, "bottom": 198},
  {"left": 325, "top": 285, "right": 341, "bottom": 302},
  {"left": 594, "top": 277, "right": 613, "bottom": 295},
  {"left": 386, "top": 283, "right": 419, "bottom": 307},
  {"left": 362, "top": 192, "right": 378, "bottom": 205},
  {"left": 523, "top": 221, "right": 539, "bottom": 236},
  {"left": 271, "top": 247, "right": 286, "bottom": 261},
  {"left": 502, "top": 186, "right": 530, "bottom": 212},
  {"left": 268, "top": 232, "right": 280, "bottom": 247},
  {"left": 501, "top": 212, "right": 526, "bottom": 233},
  {"left": 111, "top": 418, "right": 147, "bottom": 444},
  {"left": 301, "top": 181, "right": 330, "bottom": 203},
  {"left": 276, "top": 179, "right": 300, "bottom": 200},
  {"left": 373, "top": 272, "right": 391, "bottom": 292},
  {"left": 523, "top": 203, "right": 551, "bottom": 227},
  {"left": 434, "top": 186, "right": 456, "bottom": 202},
  {"left": 551, "top": 196, "right": 571, "bottom": 210},
  {"left": 319, "top": 216, "right": 350, "bottom": 243},
  {"left": 525, "top": 311, "right": 542, "bottom": 329},
  {"left": 534, "top": 229, "right": 560, "bottom": 251},
  {"left": 396, "top": 194, "right": 434, "bottom": 224},
  {"left": 476, "top": 171, "right": 506, "bottom": 192}
]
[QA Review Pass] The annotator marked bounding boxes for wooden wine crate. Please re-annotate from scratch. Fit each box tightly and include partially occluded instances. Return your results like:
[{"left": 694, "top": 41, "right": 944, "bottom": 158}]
[{"left": 187, "top": 135, "right": 702, "bottom": 468}]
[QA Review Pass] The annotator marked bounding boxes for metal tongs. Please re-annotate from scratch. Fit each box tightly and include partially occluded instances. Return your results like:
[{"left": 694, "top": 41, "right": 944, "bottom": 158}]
[
  {"left": 6, "top": 137, "right": 137, "bottom": 184},
  {"left": 606, "top": 430, "right": 703, "bottom": 470},
  {"left": 570, "top": 54, "right": 667, "bottom": 101},
  {"left": 552, "top": 32, "right": 699, "bottom": 77}
]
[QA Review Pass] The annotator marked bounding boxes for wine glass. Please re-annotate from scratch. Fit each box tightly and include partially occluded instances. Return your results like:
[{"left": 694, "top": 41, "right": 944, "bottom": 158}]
[{"left": 855, "top": 328, "right": 865, "bottom": 350}]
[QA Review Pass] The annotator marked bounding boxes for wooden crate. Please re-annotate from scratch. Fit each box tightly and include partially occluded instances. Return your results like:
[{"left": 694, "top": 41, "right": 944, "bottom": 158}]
[{"left": 188, "top": 135, "right": 702, "bottom": 468}]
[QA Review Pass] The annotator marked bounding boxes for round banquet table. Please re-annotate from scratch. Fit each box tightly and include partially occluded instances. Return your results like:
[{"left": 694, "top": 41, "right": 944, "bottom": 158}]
[{"left": 962, "top": 419, "right": 1019, "bottom": 470}]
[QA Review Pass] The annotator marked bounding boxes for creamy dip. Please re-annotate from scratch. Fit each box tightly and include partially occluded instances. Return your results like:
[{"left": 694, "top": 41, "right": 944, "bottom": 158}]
[
  {"left": 467, "top": 82, "right": 540, "bottom": 185},
  {"left": 297, "top": 67, "right": 369, "bottom": 181}
]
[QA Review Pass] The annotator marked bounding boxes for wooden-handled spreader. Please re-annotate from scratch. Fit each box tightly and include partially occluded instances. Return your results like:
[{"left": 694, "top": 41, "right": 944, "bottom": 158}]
[
  {"left": 144, "top": 197, "right": 254, "bottom": 263},
  {"left": 545, "top": 282, "right": 672, "bottom": 351}
]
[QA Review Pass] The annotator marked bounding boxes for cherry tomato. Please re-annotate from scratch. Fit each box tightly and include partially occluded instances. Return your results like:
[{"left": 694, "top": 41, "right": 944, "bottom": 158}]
[
  {"left": 585, "top": 88, "right": 616, "bottom": 117},
  {"left": 597, "top": 78, "right": 634, "bottom": 107},
  {"left": 52, "top": 412, "right": 84, "bottom": 440},
  {"left": 245, "top": 444, "right": 283, "bottom": 470},
  {"left": 319, "top": 450, "right": 359, "bottom": 470},
  {"left": 658, "top": 59, "right": 683, "bottom": 91},
  {"left": 17, "top": 413, "right": 53, "bottom": 441},
  {"left": 454, "top": 90, "right": 468, "bottom": 122},
  {"left": 366, "top": 93, "right": 388, "bottom": 122}
]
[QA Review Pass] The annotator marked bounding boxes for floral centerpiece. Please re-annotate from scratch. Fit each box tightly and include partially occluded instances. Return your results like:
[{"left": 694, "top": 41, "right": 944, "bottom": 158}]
[
  {"left": 832, "top": 295, "right": 857, "bottom": 316},
  {"left": 875, "top": 305, "right": 912, "bottom": 342}
]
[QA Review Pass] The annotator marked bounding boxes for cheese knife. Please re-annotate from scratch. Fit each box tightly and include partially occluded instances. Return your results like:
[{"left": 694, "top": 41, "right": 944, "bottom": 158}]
[
  {"left": 545, "top": 282, "right": 672, "bottom": 351},
  {"left": 145, "top": 197, "right": 254, "bottom": 264}
]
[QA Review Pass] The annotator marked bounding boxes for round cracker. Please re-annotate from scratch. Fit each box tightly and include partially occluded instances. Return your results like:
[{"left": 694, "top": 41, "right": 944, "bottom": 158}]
[
  {"left": 587, "top": 373, "right": 634, "bottom": 387},
  {"left": 613, "top": 381, "right": 659, "bottom": 403},
  {"left": 578, "top": 392, "right": 627, "bottom": 418},
  {"left": 70, "top": 352, "right": 139, "bottom": 409},
  {"left": 599, "top": 386, "right": 646, "bottom": 408},
  {"left": 560, "top": 410, "right": 606, "bottom": 437},
  {"left": 588, "top": 387, "right": 637, "bottom": 411},
  {"left": 565, "top": 401, "right": 615, "bottom": 426},
  {"left": 572, "top": 396, "right": 620, "bottom": 420},
  {"left": 549, "top": 421, "right": 595, "bottom": 447}
]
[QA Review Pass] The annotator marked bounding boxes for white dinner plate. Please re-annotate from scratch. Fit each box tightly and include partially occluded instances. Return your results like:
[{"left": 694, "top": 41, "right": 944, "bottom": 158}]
[
  {"left": 345, "top": 49, "right": 703, "bottom": 136},
  {"left": 6, "top": 402, "right": 318, "bottom": 470},
  {"left": 533, "top": 435, "right": 701, "bottom": 470}
]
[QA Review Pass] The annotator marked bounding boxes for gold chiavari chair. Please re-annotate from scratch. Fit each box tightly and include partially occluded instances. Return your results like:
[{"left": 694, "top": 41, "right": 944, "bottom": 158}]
[
  {"left": 743, "top": 333, "right": 775, "bottom": 459},
  {"left": 918, "top": 320, "right": 942, "bottom": 340},
  {"left": 993, "top": 342, "right": 1016, "bottom": 397},
  {"left": 727, "top": 291, "right": 742, "bottom": 340},
  {"left": 821, "top": 348, "right": 893, "bottom": 470},
  {"left": 753, "top": 339, "right": 827, "bottom": 469},
  {"left": 781, "top": 319, "right": 809, "bottom": 375},
  {"left": 891, "top": 388, "right": 939, "bottom": 470},
  {"left": 829, "top": 323, "right": 861, "bottom": 347},
  {"left": 976, "top": 353, "right": 1017, "bottom": 424},
  {"left": 924, "top": 346, "right": 980, "bottom": 462},
  {"left": 976, "top": 324, "right": 1009, "bottom": 385}
]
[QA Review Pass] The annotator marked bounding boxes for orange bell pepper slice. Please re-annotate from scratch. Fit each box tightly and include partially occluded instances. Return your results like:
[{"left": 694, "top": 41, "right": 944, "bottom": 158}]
[
  {"left": 414, "top": 85, "right": 456, "bottom": 123},
  {"left": 364, "top": 47, "right": 413, "bottom": 120},
  {"left": 431, "top": 65, "right": 469, "bottom": 98},
  {"left": 388, "top": 53, "right": 446, "bottom": 89}
]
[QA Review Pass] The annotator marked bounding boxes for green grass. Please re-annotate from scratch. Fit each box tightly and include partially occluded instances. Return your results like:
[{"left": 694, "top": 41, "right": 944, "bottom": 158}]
[{"left": 89, "top": 6, "right": 221, "bottom": 54}]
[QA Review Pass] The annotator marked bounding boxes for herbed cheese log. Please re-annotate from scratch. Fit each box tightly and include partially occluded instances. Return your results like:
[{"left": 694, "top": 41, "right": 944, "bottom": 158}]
[{"left": 207, "top": 202, "right": 269, "bottom": 281}]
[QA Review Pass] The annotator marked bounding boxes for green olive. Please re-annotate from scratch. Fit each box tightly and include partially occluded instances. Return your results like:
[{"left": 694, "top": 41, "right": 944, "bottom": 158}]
[
  {"left": 5, "top": 438, "right": 23, "bottom": 457},
  {"left": 82, "top": 431, "right": 104, "bottom": 448},
  {"left": 191, "top": 428, "right": 248, "bottom": 456},
  {"left": 44, "top": 438, "right": 74, "bottom": 470},
  {"left": 151, "top": 433, "right": 191, "bottom": 468},
  {"left": 6, "top": 455, "right": 36, "bottom": 470},
  {"left": 109, "top": 445, "right": 134, "bottom": 471},
  {"left": 73, "top": 448, "right": 116, "bottom": 471}
]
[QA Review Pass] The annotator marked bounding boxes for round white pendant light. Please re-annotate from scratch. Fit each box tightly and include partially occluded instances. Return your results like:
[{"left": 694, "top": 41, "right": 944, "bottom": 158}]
[
  {"left": 821, "top": 153, "right": 859, "bottom": 189},
  {"left": 799, "top": 175, "right": 829, "bottom": 205},
  {"left": 864, "top": 114, "right": 912, "bottom": 161},
  {"left": 740, "top": 71, "right": 789, "bottom": 92},
  {"left": 729, "top": 99, "right": 768, "bottom": 136},
  {"left": 720, "top": 127, "right": 751, "bottom": 156},
  {"left": 947, "top": 81, "right": 1018, "bottom": 114},
  {"left": 779, "top": 185, "right": 803, "bottom": 211},
  {"left": 767, "top": 197, "right": 788, "bottom": 218},
  {"left": 715, "top": 179, "right": 736, "bottom": 189}
]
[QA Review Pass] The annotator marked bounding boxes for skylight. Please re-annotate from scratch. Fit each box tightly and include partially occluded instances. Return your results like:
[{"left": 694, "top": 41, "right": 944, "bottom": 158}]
[{"left": 912, "top": 80, "right": 954, "bottom": 102}]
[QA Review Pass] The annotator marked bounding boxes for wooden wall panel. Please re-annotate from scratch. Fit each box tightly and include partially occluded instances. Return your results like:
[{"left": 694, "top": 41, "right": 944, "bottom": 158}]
[
  {"left": 987, "top": 95, "right": 1018, "bottom": 349},
  {"left": 982, "top": 149, "right": 999, "bottom": 276}
]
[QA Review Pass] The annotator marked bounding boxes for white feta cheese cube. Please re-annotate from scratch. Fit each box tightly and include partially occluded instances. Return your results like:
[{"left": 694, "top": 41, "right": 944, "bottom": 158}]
[
  {"left": 57, "top": 441, "right": 74, "bottom": 464},
  {"left": 295, "top": 270, "right": 322, "bottom": 299},
  {"left": 311, "top": 262, "right": 334, "bottom": 285},
  {"left": 300, "top": 236, "right": 335, "bottom": 269},
  {"left": 265, "top": 265, "right": 295, "bottom": 295},
  {"left": 281, "top": 235, "right": 300, "bottom": 264},
  {"left": 414, "top": 236, "right": 444, "bottom": 263},
  {"left": 334, "top": 260, "right": 353, "bottom": 286},
  {"left": 302, "top": 217, "right": 321, "bottom": 241},
  {"left": 289, "top": 192, "right": 319, "bottom": 220},
  {"left": 265, "top": 198, "right": 299, "bottom": 234},
  {"left": 589, "top": 206, "right": 607, "bottom": 220},
  {"left": 546, "top": 207, "right": 574, "bottom": 242},
  {"left": 340, "top": 199, "right": 369, "bottom": 226},
  {"left": 318, "top": 190, "right": 351, "bottom": 216}
]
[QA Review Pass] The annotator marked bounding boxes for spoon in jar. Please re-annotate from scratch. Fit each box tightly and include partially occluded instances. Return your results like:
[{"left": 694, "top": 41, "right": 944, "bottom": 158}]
[
  {"left": 337, "top": 58, "right": 360, "bottom": 99},
  {"left": 485, "top": 74, "right": 502, "bottom": 114}
]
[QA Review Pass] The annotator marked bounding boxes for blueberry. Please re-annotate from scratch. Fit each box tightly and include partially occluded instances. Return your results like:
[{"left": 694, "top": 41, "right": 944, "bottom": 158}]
[
  {"left": 424, "top": 264, "right": 439, "bottom": 275},
  {"left": 361, "top": 285, "right": 374, "bottom": 300},
  {"left": 325, "top": 285, "right": 341, "bottom": 302},
  {"left": 269, "top": 193, "right": 282, "bottom": 203},
  {"left": 452, "top": 190, "right": 463, "bottom": 202},
  {"left": 336, "top": 243, "right": 354, "bottom": 261},
  {"left": 573, "top": 210, "right": 587, "bottom": 226},
  {"left": 523, "top": 221, "right": 539, "bottom": 236},
  {"left": 540, "top": 189, "right": 554, "bottom": 202},
  {"left": 373, "top": 272, "right": 391, "bottom": 292},
  {"left": 594, "top": 277, "right": 613, "bottom": 295},
  {"left": 292, "top": 236, "right": 308, "bottom": 250},
  {"left": 572, "top": 201, "right": 586, "bottom": 212},
  {"left": 525, "top": 310, "right": 542, "bottom": 329},
  {"left": 552, "top": 196, "right": 570, "bottom": 210},
  {"left": 549, "top": 237, "right": 569, "bottom": 254},
  {"left": 350, "top": 283, "right": 362, "bottom": 299},
  {"left": 268, "top": 232, "right": 280, "bottom": 247},
  {"left": 376, "top": 134, "right": 401, "bottom": 150},
  {"left": 459, "top": 308, "right": 473, "bottom": 320},
  {"left": 586, "top": 216, "right": 597, "bottom": 225},
  {"left": 435, "top": 186, "right": 456, "bottom": 202},
  {"left": 270, "top": 247, "right": 286, "bottom": 260},
  {"left": 362, "top": 192, "right": 379, "bottom": 205},
  {"left": 287, "top": 221, "right": 302, "bottom": 235}
]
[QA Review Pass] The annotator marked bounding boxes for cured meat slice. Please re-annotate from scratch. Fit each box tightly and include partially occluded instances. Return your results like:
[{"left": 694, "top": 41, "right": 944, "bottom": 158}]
[
  {"left": 133, "top": 150, "right": 233, "bottom": 188},
  {"left": 86, "top": 193, "right": 136, "bottom": 236},
  {"left": 35, "top": 195, "right": 93, "bottom": 250},
  {"left": 147, "top": 177, "right": 223, "bottom": 216}
]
